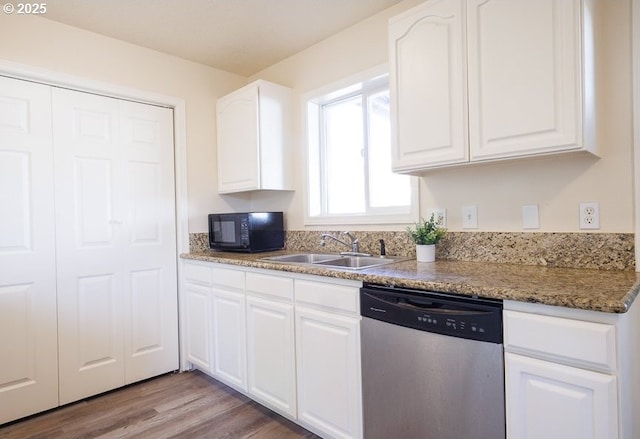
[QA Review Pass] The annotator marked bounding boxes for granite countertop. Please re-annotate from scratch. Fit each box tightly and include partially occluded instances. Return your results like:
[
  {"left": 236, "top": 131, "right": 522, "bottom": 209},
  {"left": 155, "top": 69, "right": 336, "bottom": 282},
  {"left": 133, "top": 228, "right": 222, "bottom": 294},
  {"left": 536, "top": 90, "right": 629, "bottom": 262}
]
[{"left": 181, "top": 250, "right": 640, "bottom": 314}]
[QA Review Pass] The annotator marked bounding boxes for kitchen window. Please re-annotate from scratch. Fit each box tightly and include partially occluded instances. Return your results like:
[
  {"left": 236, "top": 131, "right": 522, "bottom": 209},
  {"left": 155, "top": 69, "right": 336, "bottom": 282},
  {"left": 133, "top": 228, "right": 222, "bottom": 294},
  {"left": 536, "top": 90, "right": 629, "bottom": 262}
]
[{"left": 305, "top": 67, "right": 418, "bottom": 225}]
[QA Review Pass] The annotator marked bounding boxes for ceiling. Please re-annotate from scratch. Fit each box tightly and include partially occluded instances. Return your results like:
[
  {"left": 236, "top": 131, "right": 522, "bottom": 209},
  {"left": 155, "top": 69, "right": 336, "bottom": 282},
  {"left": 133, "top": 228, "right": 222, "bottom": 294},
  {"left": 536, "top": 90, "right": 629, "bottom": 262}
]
[{"left": 43, "top": 0, "right": 405, "bottom": 77}]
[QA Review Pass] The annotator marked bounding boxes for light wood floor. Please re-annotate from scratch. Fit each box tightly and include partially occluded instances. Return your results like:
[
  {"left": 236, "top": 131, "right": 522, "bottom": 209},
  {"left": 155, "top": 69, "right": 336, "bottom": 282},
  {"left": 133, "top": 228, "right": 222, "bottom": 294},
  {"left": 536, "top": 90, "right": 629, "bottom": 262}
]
[{"left": 0, "top": 370, "right": 321, "bottom": 439}]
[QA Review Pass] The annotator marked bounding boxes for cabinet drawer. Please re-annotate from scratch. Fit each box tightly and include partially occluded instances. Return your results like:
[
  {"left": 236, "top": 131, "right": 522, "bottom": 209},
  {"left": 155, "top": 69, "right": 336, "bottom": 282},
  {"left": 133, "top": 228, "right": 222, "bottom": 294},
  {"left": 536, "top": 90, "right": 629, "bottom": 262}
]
[
  {"left": 183, "top": 262, "right": 213, "bottom": 286},
  {"left": 211, "top": 266, "right": 245, "bottom": 290},
  {"left": 295, "top": 279, "right": 359, "bottom": 315},
  {"left": 246, "top": 272, "right": 293, "bottom": 301},
  {"left": 504, "top": 310, "right": 617, "bottom": 372}
]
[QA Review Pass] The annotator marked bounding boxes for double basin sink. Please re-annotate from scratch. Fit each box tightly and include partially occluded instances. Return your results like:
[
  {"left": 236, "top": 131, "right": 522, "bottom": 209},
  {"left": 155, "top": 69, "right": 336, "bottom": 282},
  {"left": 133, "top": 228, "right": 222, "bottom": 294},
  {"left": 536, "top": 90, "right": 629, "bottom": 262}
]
[{"left": 260, "top": 253, "right": 406, "bottom": 270}]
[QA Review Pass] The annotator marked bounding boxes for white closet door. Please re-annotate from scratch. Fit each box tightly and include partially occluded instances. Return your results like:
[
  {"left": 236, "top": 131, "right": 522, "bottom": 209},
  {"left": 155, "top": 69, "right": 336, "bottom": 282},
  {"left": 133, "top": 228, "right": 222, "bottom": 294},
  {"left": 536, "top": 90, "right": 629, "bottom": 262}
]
[
  {"left": 53, "top": 88, "right": 126, "bottom": 404},
  {"left": 119, "top": 100, "right": 178, "bottom": 384},
  {"left": 0, "top": 76, "right": 59, "bottom": 423},
  {"left": 53, "top": 88, "right": 178, "bottom": 404}
]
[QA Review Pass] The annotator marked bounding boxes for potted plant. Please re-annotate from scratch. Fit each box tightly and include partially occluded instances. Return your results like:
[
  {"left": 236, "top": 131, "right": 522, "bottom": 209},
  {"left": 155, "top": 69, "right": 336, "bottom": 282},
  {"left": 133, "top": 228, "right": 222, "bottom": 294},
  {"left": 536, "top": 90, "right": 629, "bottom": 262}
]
[{"left": 406, "top": 214, "right": 447, "bottom": 262}]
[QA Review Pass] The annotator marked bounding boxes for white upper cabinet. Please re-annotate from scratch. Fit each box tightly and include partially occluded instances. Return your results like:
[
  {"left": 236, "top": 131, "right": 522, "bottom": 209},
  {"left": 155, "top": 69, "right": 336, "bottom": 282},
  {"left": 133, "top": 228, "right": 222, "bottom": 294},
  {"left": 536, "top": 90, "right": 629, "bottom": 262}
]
[
  {"left": 216, "top": 80, "right": 293, "bottom": 193},
  {"left": 390, "top": 0, "right": 596, "bottom": 173},
  {"left": 389, "top": 0, "right": 468, "bottom": 170}
]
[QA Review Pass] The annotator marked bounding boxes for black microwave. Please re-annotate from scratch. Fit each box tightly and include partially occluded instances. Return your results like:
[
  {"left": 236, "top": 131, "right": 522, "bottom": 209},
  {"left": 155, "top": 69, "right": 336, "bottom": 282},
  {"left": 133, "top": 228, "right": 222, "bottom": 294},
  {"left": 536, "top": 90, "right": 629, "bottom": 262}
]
[{"left": 208, "top": 212, "right": 285, "bottom": 253}]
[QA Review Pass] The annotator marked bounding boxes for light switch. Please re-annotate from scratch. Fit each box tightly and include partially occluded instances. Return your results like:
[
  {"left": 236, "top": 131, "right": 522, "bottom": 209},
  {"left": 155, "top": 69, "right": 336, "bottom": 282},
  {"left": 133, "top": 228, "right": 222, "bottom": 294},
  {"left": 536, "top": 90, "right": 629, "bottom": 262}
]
[{"left": 462, "top": 205, "right": 478, "bottom": 229}]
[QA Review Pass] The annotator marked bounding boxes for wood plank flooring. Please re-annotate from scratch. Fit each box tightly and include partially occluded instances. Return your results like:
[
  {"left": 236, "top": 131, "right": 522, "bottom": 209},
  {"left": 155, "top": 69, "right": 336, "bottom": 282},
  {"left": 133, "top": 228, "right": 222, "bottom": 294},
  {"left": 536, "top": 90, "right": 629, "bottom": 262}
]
[{"left": 0, "top": 370, "right": 321, "bottom": 439}]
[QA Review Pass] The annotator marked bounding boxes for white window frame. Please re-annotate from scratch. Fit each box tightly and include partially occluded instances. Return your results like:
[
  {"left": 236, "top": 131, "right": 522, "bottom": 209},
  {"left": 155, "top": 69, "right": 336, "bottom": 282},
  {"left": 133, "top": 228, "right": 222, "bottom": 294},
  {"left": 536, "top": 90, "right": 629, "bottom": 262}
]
[{"left": 303, "top": 65, "right": 419, "bottom": 226}]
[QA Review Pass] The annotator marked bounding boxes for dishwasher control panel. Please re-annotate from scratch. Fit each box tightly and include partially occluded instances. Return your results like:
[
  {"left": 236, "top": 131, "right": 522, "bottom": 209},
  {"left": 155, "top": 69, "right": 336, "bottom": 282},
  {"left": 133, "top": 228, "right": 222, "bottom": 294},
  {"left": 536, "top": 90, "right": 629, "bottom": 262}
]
[{"left": 360, "top": 284, "right": 503, "bottom": 344}]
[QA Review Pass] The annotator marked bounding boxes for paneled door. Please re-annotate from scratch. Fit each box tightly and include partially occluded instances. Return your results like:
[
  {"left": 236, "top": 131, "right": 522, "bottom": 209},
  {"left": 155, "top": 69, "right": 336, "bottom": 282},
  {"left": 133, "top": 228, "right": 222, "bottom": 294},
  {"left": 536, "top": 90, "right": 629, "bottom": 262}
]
[
  {"left": 0, "top": 76, "right": 59, "bottom": 424},
  {"left": 119, "top": 100, "right": 178, "bottom": 385},
  {"left": 53, "top": 88, "right": 178, "bottom": 405}
]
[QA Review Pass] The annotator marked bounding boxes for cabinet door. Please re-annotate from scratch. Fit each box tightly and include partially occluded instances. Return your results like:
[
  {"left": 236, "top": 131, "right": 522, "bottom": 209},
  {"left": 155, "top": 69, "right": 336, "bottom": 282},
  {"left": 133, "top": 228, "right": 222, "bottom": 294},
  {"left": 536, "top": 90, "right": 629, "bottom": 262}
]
[
  {"left": 184, "top": 283, "right": 213, "bottom": 373},
  {"left": 211, "top": 287, "right": 247, "bottom": 391},
  {"left": 389, "top": 0, "right": 468, "bottom": 171},
  {"left": 216, "top": 84, "right": 259, "bottom": 193},
  {"left": 295, "top": 306, "right": 362, "bottom": 439},
  {"left": 506, "top": 353, "right": 619, "bottom": 439},
  {"left": 0, "top": 77, "right": 59, "bottom": 424},
  {"left": 246, "top": 295, "right": 296, "bottom": 417},
  {"left": 467, "top": 0, "right": 583, "bottom": 160}
]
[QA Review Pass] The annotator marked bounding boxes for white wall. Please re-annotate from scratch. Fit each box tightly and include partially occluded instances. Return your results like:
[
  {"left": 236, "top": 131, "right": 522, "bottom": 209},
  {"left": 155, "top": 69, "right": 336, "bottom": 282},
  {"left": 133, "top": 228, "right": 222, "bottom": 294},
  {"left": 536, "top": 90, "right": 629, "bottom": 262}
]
[
  {"left": 0, "top": 13, "right": 249, "bottom": 234},
  {"left": 0, "top": 0, "right": 633, "bottom": 234},
  {"left": 251, "top": 0, "right": 634, "bottom": 233}
]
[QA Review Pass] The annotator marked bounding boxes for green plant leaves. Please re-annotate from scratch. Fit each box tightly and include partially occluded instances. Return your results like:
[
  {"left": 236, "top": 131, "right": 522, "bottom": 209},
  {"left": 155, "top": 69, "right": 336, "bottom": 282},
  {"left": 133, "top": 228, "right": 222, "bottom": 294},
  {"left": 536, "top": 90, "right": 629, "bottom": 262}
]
[{"left": 406, "top": 214, "right": 447, "bottom": 245}]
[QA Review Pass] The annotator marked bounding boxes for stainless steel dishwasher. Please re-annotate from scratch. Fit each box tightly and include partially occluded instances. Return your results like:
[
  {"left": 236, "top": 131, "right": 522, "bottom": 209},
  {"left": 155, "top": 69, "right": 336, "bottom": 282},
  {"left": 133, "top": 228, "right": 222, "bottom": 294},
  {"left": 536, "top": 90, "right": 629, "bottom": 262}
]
[{"left": 360, "top": 283, "right": 505, "bottom": 439}]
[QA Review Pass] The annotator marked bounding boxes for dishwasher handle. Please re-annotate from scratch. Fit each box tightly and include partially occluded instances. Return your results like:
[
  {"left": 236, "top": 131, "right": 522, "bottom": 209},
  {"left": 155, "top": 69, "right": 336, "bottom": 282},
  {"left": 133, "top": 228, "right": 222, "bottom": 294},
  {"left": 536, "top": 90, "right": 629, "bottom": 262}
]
[{"left": 363, "top": 291, "right": 495, "bottom": 316}]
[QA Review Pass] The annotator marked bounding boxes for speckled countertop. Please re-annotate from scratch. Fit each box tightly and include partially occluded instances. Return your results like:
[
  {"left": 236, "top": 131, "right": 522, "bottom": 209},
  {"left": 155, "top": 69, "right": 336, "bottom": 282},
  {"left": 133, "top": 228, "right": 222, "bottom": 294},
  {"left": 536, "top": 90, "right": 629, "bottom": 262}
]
[{"left": 182, "top": 250, "right": 640, "bottom": 314}]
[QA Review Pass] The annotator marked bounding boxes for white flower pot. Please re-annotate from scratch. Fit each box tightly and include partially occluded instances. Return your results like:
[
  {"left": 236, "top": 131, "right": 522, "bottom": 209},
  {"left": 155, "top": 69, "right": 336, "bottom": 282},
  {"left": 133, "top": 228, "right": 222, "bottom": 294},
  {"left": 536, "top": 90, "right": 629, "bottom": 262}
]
[{"left": 416, "top": 244, "right": 435, "bottom": 262}]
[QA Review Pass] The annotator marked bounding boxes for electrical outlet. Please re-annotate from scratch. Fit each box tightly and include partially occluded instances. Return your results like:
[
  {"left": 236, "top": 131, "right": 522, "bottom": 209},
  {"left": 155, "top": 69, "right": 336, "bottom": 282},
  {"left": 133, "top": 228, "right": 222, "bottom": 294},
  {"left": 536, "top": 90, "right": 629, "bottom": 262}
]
[
  {"left": 462, "top": 205, "right": 478, "bottom": 229},
  {"left": 426, "top": 208, "right": 446, "bottom": 227},
  {"left": 579, "top": 202, "right": 600, "bottom": 229}
]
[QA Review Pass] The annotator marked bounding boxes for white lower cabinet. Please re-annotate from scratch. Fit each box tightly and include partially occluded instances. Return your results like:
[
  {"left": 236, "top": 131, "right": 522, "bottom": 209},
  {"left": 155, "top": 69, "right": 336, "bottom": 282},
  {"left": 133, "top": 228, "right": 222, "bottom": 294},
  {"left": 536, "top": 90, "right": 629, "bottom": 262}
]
[
  {"left": 504, "top": 303, "right": 625, "bottom": 439},
  {"left": 506, "top": 353, "right": 618, "bottom": 439},
  {"left": 211, "top": 289, "right": 247, "bottom": 390},
  {"left": 183, "top": 262, "right": 214, "bottom": 374},
  {"left": 210, "top": 275, "right": 247, "bottom": 392},
  {"left": 184, "top": 283, "right": 213, "bottom": 373},
  {"left": 245, "top": 272, "right": 296, "bottom": 418},
  {"left": 180, "top": 261, "right": 363, "bottom": 439},
  {"left": 295, "top": 305, "right": 361, "bottom": 439}
]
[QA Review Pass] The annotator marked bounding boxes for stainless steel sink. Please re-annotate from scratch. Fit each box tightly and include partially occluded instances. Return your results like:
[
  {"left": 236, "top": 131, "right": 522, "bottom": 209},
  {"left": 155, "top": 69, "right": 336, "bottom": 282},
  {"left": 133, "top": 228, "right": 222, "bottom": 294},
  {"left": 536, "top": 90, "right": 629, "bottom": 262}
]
[
  {"left": 314, "top": 256, "right": 399, "bottom": 269},
  {"left": 260, "top": 253, "right": 343, "bottom": 264},
  {"left": 260, "top": 253, "right": 406, "bottom": 270}
]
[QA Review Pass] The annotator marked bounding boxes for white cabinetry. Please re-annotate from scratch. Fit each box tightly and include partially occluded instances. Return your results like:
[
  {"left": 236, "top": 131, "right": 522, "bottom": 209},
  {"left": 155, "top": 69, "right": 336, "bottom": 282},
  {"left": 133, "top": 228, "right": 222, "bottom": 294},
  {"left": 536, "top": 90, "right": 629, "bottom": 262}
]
[
  {"left": 179, "top": 261, "right": 363, "bottom": 439},
  {"left": 183, "top": 262, "right": 214, "bottom": 373},
  {"left": 389, "top": 0, "right": 467, "bottom": 169},
  {"left": 216, "top": 80, "right": 292, "bottom": 193},
  {"left": 506, "top": 353, "right": 618, "bottom": 439},
  {"left": 295, "top": 279, "right": 362, "bottom": 439},
  {"left": 389, "top": 0, "right": 595, "bottom": 173},
  {"left": 504, "top": 303, "right": 624, "bottom": 439},
  {"left": 246, "top": 272, "right": 296, "bottom": 418},
  {"left": 210, "top": 266, "right": 247, "bottom": 392}
]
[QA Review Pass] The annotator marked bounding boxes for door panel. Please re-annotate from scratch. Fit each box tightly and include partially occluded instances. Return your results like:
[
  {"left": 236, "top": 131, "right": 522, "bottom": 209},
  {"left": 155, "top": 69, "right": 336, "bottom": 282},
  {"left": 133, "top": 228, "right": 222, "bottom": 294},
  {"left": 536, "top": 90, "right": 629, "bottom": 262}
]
[
  {"left": 0, "top": 151, "right": 31, "bottom": 250},
  {"left": 0, "top": 76, "right": 58, "bottom": 424},
  {"left": 74, "top": 157, "right": 115, "bottom": 246},
  {"left": 76, "top": 274, "right": 120, "bottom": 371},
  {"left": 119, "top": 100, "right": 178, "bottom": 383},
  {"left": 53, "top": 88, "right": 124, "bottom": 405}
]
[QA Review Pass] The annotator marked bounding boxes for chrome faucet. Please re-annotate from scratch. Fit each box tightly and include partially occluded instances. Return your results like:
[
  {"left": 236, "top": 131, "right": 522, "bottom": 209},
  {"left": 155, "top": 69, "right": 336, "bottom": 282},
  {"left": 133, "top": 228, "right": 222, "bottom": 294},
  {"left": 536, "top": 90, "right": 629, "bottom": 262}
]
[{"left": 320, "top": 231, "right": 369, "bottom": 256}]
